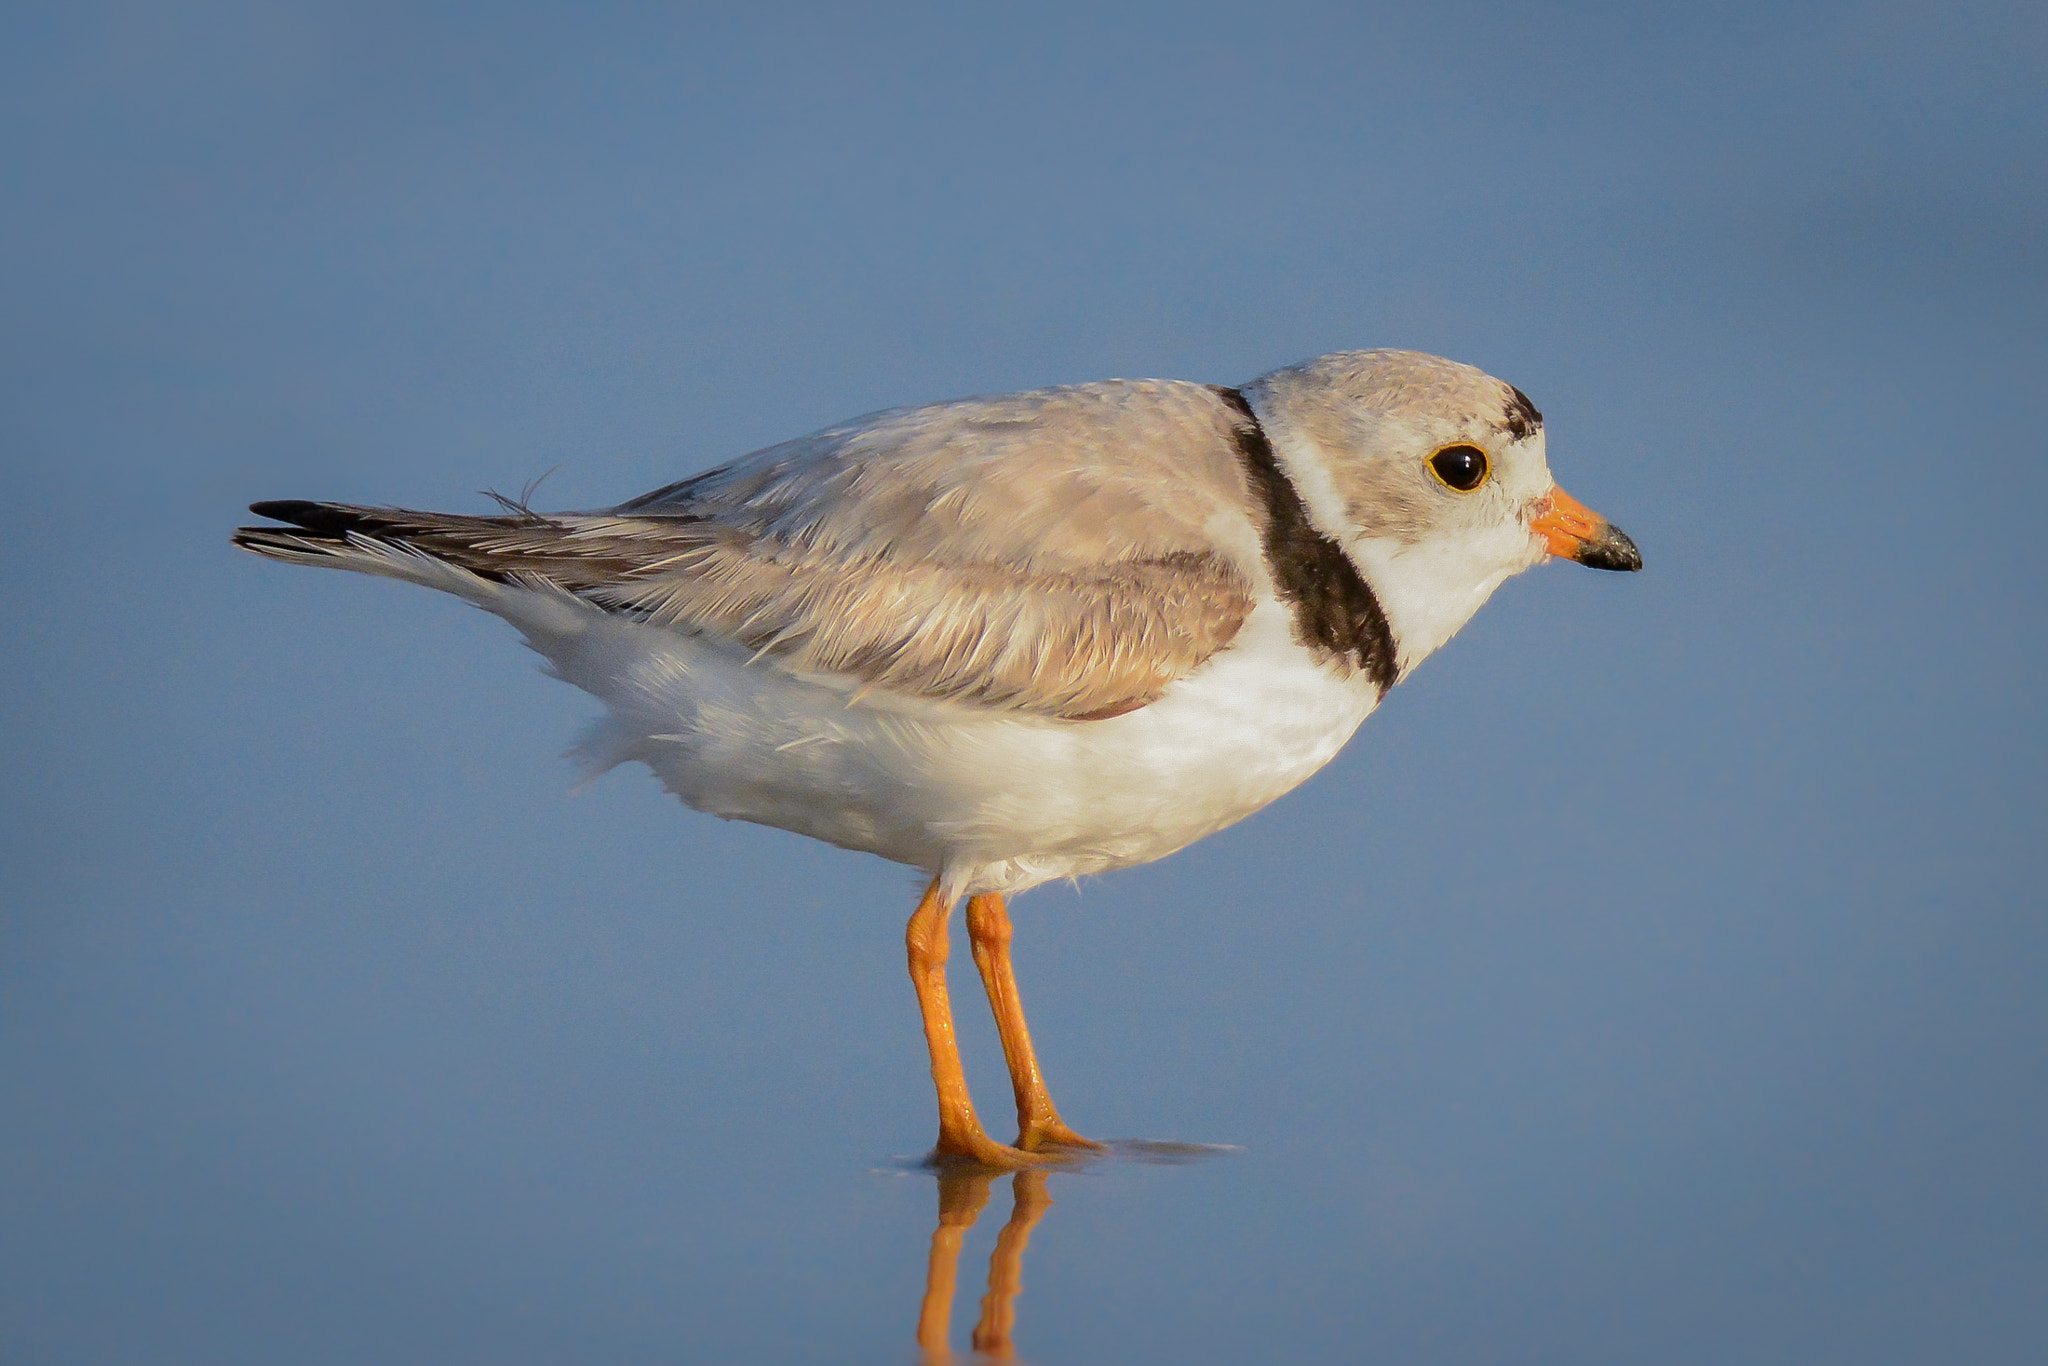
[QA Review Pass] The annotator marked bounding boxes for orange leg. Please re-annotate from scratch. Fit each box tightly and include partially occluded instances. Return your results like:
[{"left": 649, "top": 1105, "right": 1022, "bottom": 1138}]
[
  {"left": 906, "top": 879, "right": 1048, "bottom": 1169},
  {"left": 965, "top": 893, "right": 1103, "bottom": 1151}
]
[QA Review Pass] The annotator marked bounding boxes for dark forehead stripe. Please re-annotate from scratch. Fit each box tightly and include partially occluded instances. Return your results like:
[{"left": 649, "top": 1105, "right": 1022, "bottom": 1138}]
[
  {"left": 1500, "top": 385, "right": 1543, "bottom": 441},
  {"left": 1212, "top": 387, "right": 1399, "bottom": 694}
]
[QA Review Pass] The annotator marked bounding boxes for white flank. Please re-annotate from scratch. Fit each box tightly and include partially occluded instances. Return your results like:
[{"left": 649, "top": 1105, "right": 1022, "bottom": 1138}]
[{"left": 543, "top": 592, "right": 1379, "bottom": 897}]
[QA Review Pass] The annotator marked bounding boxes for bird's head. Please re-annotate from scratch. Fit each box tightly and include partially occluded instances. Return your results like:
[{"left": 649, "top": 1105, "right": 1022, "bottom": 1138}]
[{"left": 1243, "top": 349, "right": 1640, "bottom": 674}]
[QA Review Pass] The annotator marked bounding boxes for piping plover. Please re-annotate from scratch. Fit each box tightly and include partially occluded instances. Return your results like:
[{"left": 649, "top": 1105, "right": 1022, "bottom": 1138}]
[{"left": 236, "top": 348, "right": 1641, "bottom": 1167}]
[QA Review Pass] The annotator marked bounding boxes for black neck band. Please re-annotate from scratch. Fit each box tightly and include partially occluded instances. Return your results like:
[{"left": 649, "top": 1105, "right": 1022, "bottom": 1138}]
[{"left": 1213, "top": 388, "right": 1399, "bottom": 695}]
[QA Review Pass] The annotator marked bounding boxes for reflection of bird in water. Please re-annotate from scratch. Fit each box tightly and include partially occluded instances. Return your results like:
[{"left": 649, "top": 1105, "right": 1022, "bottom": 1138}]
[
  {"left": 235, "top": 350, "right": 1640, "bottom": 1166},
  {"left": 914, "top": 1143, "right": 1232, "bottom": 1361},
  {"left": 918, "top": 1167, "right": 1053, "bottom": 1363}
]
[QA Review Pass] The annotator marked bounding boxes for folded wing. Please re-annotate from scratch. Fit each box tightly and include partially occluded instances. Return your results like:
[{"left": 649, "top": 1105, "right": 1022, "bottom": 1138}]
[{"left": 235, "top": 379, "right": 1264, "bottom": 721}]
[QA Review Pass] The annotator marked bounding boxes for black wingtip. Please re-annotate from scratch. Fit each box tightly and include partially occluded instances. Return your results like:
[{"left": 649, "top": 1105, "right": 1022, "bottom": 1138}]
[
  {"left": 250, "top": 499, "right": 319, "bottom": 523},
  {"left": 247, "top": 500, "right": 369, "bottom": 536}
]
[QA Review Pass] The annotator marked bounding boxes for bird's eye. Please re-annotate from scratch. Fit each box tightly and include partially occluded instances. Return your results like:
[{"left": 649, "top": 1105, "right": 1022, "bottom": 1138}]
[{"left": 1428, "top": 444, "right": 1490, "bottom": 492}]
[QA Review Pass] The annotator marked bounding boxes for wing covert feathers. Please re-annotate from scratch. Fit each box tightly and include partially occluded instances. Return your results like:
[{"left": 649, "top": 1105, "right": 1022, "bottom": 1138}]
[{"left": 234, "top": 381, "right": 1264, "bottom": 719}]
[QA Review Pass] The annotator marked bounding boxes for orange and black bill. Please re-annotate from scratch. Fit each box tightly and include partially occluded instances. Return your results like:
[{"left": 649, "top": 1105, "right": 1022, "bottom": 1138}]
[{"left": 1531, "top": 488, "right": 1642, "bottom": 572}]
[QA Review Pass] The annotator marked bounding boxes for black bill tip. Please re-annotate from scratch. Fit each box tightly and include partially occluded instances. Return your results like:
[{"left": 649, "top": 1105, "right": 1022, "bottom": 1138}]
[{"left": 1576, "top": 523, "right": 1643, "bottom": 572}]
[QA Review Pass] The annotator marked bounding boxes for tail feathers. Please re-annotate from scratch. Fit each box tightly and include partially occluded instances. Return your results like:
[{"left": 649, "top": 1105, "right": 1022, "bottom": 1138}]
[
  {"left": 232, "top": 499, "right": 600, "bottom": 637},
  {"left": 233, "top": 499, "right": 548, "bottom": 575}
]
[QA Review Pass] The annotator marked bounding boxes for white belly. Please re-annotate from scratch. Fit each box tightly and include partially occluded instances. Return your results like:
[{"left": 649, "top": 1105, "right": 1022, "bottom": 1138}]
[{"left": 535, "top": 599, "right": 1379, "bottom": 896}]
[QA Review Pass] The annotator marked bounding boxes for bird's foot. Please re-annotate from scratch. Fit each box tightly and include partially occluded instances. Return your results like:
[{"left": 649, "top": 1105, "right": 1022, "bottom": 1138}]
[
  {"left": 930, "top": 1127, "right": 1061, "bottom": 1171},
  {"left": 1016, "top": 1118, "right": 1107, "bottom": 1153}
]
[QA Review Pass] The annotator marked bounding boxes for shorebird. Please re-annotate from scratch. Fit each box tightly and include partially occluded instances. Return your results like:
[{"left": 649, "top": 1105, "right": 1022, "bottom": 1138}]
[{"left": 235, "top": 349, "right": 1640, "bottom": 1167}]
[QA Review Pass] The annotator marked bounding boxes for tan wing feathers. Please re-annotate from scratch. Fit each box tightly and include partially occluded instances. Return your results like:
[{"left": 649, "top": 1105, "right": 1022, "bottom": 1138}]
[
  {"left": 619, "top": 380, "right": 1259, "bottom": 569},
  {"left": 240, "top": 379, "right": 1266, "bottom": 719},
  {"left": 585, "top": 539, "right": 1248, "bottom": 716}
]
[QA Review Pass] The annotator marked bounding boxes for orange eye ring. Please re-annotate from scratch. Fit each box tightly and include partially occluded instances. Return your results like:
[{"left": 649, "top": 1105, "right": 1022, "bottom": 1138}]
[{"left": 1428, "top": 443, "right": 1490, "bottom": 492}]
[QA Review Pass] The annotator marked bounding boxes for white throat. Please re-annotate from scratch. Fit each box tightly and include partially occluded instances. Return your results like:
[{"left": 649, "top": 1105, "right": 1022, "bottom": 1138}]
[{"left": 1344, "top": 529, "right": 1537, "bottom": 671}]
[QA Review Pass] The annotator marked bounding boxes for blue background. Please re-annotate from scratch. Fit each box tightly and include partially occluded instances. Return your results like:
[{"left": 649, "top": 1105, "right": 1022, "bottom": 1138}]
[{"left": 4, "top": 2, "right": 2044, "bottom": 1361}]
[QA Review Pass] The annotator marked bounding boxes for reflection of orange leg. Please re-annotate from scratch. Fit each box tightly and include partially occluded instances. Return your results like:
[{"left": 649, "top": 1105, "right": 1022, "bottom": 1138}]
[
  {"left": 916, "top": 1167, "right": 996, "bottom": 1363},
  {"left": 965, "top": 893, "right": 1103, "bottom": 1151},
  {"left": 906, "top": 880, "right": 1049, "bottom": 1169},
  {"left": 971, "top": 1169, "right": 1054, "bottom": 1360}
]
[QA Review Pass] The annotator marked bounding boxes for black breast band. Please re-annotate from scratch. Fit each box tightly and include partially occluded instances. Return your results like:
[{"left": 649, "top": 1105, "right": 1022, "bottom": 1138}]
[{"left": 1212, "top": 387, "right": 1399, "bottom": 695}]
